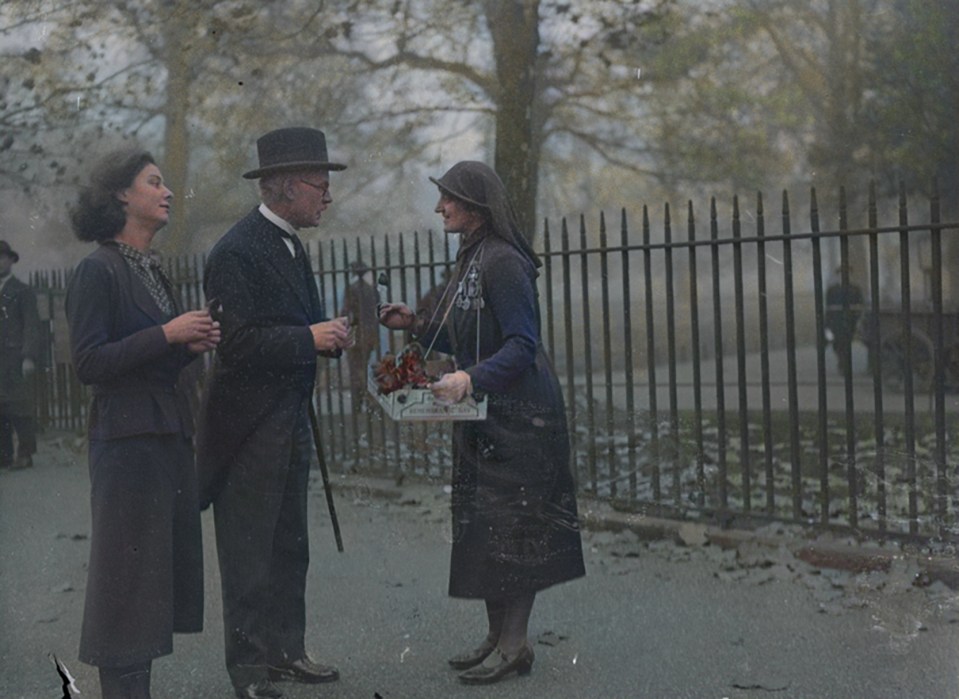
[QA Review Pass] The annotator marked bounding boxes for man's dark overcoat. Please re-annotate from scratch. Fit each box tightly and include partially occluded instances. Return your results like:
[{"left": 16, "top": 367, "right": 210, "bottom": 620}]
[
  {"left": 0, "top": 273, "right": 41, "bottom": 405},
  {"left": 197, "top": 207, "right": 325, "bottom": 508},
  {"left": 196, "top": 207, "right": 329, "bottom": 683},
  {"left": 65, "top": 243, "right": 203, "bottom": 667}
]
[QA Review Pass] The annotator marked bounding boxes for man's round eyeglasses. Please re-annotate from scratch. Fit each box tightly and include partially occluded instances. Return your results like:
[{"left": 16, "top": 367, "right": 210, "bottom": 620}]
[{"left": 299, "top": 179, "right": 329, "bottom": 195}]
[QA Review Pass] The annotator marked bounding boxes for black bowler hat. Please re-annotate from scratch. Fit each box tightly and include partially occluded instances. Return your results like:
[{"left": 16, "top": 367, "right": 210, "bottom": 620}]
[
  {"left": 0, "top": 240, "right": 19, "bottom": 262},
  {"left": 242, "top": 127, "right": 347, "bottom": 179}
]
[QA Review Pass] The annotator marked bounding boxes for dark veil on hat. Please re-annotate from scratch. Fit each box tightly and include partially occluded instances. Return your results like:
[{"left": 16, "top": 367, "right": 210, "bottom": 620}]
[{"left": 429, "top": 161, "right": 541, "bottom": 268}]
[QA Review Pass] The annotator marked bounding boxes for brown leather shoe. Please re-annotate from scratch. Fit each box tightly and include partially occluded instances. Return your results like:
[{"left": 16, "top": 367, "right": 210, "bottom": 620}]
[
  {"left": 267, "top": 655, "right": 339, "bottom": 684},
  {"left": 447, "top": 640, "right": 496, "bottom": 670},
  {"left": 458, "top": 645, "right": 535, "bottom": 685}
]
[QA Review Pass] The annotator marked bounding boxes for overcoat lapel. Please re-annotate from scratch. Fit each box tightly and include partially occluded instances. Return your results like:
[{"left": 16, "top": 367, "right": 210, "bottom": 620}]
[
  {"left": 292, "top": 235, "right": 323, "bottom": 321},
  {"left": 129, "top": 268, "right": 171, "bottom": 322},
  {"left": 259, "top": 225, "right": 314, "bottom": 318}
]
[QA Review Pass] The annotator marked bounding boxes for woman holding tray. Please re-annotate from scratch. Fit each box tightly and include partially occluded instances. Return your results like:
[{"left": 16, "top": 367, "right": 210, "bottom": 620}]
[{"left": 379, "top": 161, "right": 585, "bottom": 685}]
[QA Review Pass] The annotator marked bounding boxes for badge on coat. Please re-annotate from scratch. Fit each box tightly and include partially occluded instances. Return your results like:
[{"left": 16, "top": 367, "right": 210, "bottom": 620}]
[{"left": 454, "top": 261, "right": 485, "bottom": 311}]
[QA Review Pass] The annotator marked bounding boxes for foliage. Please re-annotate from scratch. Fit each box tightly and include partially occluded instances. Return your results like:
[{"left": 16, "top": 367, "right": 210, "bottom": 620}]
[
  {"left": 0, "top": 1, "right": 149, "bottom": 192},
  {"left": 863, "top": 0, "right": 959, "bottom": 213},
  {"left": 640, "top": 0, "right": 957, "bottom": 221},
  {"left": 293, "top": 0, "right": 678, "bottom": 237},
  {"left": 1, "top": 0, "right": 957, "bottom": 260}
]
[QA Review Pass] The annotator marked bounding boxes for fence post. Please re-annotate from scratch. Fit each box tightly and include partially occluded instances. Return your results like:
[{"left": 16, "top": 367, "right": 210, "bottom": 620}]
[
  {"left": 709, "top": 198, "right": 727, "bottom": 512},
  {"left": 643, "top": 205, "right": 661, "bottom": 504},
  {"left": 686, "top": 202, "right": 705, "bottom": 509},
  {"left": 756, "top": 192, "right": 776, "bottom": 514},
  {"left": 732, "top": 195, "right": 752, "bottom": 514}
]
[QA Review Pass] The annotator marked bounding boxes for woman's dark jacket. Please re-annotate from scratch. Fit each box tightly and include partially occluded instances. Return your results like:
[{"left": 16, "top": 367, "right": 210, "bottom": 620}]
[{"left": 67, "top": 243, "right": 195, "bottom": 440}]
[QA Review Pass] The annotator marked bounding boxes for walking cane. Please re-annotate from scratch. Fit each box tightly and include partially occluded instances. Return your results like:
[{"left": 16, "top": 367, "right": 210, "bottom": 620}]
[{"left": 308, "top": 400, "right": 344, "bottom": 553}]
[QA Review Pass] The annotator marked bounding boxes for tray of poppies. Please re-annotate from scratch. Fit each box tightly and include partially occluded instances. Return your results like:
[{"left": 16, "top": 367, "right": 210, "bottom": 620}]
[{"left": 367, "top": 343, "right": 487, "bottom": 421}]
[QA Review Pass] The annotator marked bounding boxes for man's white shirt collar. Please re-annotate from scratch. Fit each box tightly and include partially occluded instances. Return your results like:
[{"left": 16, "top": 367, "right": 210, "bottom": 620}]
[{"left": 259, "top": 203, "right": 296, "bottom": 257}]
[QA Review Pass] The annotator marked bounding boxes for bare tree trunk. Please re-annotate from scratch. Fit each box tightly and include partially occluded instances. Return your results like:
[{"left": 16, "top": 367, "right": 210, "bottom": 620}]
[
  {"left": 160, "top": 15, "right": 192, "bottom": 254},
  {"left": 483, "top": 0, "right": 541, "bottom": 240}
]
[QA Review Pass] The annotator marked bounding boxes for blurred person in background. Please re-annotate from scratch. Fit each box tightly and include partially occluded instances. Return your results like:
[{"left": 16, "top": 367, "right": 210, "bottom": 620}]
[
  {"left": 379, "top": 161, "right": 585, "bottom": 686},
  {"left": 0, "top": 239, "right": 41, "bottom": 470},
  {"left": 66, "top": 147, "right": 220, "bottom": 699},
  {"left": 824, "top": 266, "right": 864, "bottom": 377},
  {"left": 339, "top": 259, "right": 380, "bottom": 409}
]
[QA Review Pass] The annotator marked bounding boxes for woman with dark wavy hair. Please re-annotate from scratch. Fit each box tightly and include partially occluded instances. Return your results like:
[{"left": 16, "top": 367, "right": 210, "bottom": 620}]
[
  {"left": 66, "top": 146, "right": 220, "bottom": 699},
  {"left": 380, "top": 161, "right": 585, "bottom": 686}
]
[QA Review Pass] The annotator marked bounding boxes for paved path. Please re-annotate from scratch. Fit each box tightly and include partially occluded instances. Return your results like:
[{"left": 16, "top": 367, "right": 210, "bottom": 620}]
[{"left": 2, "top": 434, "right": 958, "bottom": 699}]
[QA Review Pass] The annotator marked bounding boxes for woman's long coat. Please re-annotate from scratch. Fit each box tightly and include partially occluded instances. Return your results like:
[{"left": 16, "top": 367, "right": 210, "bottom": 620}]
[
  {"left": 66, "top": 243, "right": 203, "bottom": 667},
  {"left": 420, "top": 232, "right": 585, "bottom": 598}
]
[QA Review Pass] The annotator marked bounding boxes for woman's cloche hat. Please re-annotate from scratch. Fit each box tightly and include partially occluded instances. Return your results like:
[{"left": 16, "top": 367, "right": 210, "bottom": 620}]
[{"left": 243, "top": 127, "right": 347, "bottom": 179}]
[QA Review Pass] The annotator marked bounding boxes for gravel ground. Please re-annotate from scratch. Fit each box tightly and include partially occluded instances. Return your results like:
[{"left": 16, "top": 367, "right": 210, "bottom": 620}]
[{"left": 2, "top": 432, "right": 958, "bottom": 699}]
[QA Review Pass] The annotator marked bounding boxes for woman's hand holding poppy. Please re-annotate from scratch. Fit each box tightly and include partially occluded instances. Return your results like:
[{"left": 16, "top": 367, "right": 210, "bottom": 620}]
[{"left": 164, "top": 309, "right": 220, "bottom": 353}]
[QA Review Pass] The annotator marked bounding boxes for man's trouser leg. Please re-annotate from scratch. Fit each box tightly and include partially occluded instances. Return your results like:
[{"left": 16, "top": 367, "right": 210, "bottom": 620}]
[{"left": 214, "top": 406, "right": 311, "bottom": 688}]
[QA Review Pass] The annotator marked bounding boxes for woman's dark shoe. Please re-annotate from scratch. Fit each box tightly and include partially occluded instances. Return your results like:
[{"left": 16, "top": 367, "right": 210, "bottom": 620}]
[
  {"left": 457, "top": 644, "right": 534, "bottom": 685},
  {"left": 447, "top": 640, "right": 496, "bottom": 670}
]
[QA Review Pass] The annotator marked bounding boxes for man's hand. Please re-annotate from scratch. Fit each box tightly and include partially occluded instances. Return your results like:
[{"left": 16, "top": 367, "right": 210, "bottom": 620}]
[
  {"left": 430, "top": 370, "right": 471, "bottom": 405},
  {"left": 378, "top": 303, "right": 415, "bottom": 331},
  {"left": 311, "top": 316, "right": 353, "bottom": 352}
]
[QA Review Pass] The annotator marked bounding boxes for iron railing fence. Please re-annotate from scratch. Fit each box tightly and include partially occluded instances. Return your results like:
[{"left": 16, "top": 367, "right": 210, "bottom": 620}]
[{"left": 29, "top": 182, "right": 959, "bottom": 543}]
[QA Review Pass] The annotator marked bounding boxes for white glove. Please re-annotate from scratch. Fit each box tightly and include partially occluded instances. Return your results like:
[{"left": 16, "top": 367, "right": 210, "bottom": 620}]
[{"left": 430, "top": 370, "right": 472, "bottom": 405}]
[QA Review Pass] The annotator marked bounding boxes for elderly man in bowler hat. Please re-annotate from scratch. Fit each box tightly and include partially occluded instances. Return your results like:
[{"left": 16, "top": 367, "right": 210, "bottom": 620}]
[
  {"left": 0, "top": 240, "right": 41, "bottom": 470},
  {"left": 196, "top": 127, "right": 353, "bottom": 699}
]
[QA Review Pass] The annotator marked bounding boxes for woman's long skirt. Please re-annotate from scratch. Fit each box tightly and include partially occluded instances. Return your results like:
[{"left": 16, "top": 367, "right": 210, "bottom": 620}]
[
  {"left": 448, "top": 397, "right": 585, "bottom": 599},
  {"left": 79, "top": 434, "right": 203, "bottom": 667}
]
